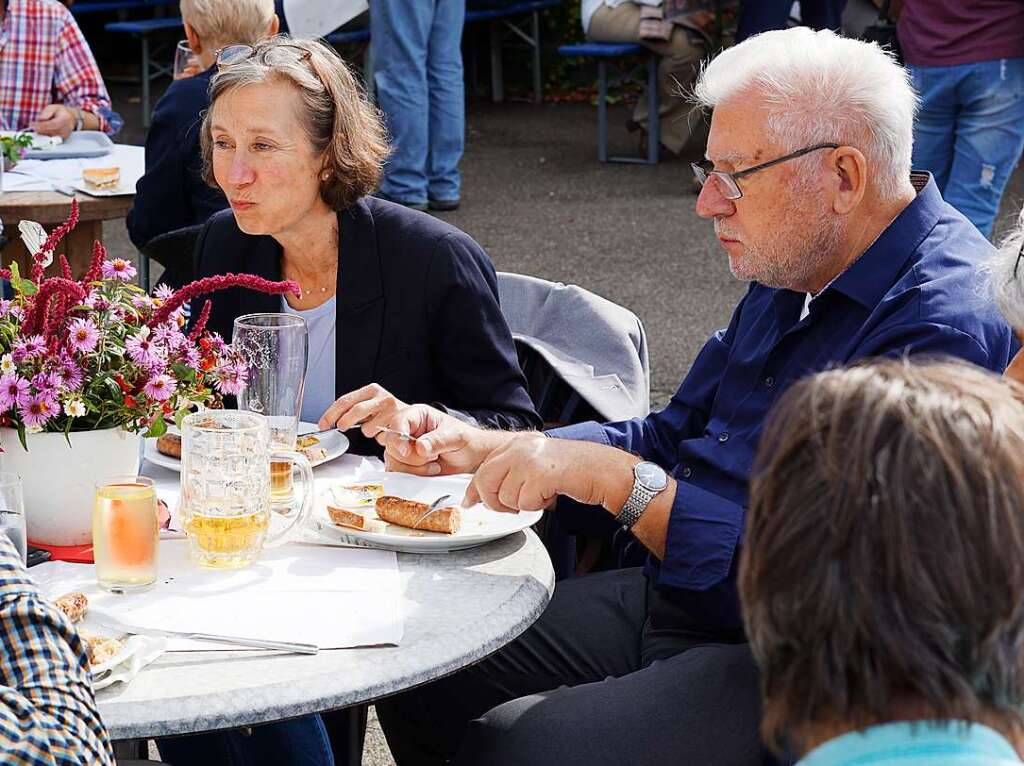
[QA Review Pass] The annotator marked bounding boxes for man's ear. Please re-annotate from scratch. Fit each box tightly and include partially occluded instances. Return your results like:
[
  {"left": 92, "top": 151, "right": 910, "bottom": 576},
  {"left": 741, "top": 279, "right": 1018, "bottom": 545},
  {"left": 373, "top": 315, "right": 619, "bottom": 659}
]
[
  {"left": 268, "top": 13, "right": 281, "bottom": 36},
  {"left": 831, "top": 146, "right": 867, "bottom": 216},
  {"left": 184, "top": 21, "right": 202, "bottom": 54}
]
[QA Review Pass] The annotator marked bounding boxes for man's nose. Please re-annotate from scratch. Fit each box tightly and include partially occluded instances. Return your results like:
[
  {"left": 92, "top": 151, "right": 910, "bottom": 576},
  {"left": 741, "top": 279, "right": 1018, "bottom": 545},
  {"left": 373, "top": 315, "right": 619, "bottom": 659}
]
[{"left": 695, "top": 177, "right": 736, "bottom": 219}]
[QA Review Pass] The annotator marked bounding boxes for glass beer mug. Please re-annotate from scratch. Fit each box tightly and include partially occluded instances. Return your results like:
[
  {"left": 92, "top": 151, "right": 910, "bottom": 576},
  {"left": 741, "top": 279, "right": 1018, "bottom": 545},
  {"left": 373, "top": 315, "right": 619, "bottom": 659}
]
[
  {"left": 232, "top": 314, "right": 308, "bottom": 505},
  {"left": 179, "top": 410, "right": 313, "bottom": 569}
]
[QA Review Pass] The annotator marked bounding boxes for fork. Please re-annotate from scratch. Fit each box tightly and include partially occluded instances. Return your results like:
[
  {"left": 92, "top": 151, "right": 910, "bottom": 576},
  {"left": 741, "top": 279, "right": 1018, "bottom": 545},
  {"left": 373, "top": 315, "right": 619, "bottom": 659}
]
[
  {"left": 304, "top": 419, "right": 416, "bottom": 442},
  {"left": 411, "top": 495, "right": 453, "bottom": 530}
]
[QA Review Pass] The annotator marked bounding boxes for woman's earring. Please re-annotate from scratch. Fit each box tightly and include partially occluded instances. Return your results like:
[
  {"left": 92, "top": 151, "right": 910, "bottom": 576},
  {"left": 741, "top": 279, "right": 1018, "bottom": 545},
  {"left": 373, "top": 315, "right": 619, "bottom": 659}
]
[{"left": 320, "top": 170, "right": 331, "bottom": 181}]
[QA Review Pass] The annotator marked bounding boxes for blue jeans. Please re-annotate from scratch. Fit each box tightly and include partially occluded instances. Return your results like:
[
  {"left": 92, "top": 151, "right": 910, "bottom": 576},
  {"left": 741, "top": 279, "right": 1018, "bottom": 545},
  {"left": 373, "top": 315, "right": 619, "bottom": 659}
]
[
  {"left": 910, "top": 58, "right": 1024, "bottom": 238},
  {"left": 371, "top": 0, "right": 465, "bottom": 203},
  {"left": 156, "top": 715, "right": 334, "bottom": 766}
]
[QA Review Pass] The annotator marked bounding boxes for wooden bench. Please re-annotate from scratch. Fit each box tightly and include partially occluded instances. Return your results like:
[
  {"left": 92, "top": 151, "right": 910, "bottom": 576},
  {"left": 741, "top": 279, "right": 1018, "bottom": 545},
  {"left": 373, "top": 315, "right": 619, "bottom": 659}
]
[{"left": 557, "top": 42, "right": 659, "bottom": 164}]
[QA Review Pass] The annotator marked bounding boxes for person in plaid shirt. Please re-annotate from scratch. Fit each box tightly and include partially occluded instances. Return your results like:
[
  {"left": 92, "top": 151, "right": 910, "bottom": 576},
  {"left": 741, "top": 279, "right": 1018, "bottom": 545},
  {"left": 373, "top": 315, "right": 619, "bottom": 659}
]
[
  {"left": 0, "top": 0, "right": 122, "bottom": 137},
  {"left": 0, "top": 534, "right": 114, "bottom": 765}
]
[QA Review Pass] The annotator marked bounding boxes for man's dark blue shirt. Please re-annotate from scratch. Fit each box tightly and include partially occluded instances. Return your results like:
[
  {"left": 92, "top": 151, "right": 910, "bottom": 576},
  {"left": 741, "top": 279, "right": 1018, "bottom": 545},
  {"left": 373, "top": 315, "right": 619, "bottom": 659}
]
[{"left": 550, "top": 174, "right": 1016, "bottom": 631}]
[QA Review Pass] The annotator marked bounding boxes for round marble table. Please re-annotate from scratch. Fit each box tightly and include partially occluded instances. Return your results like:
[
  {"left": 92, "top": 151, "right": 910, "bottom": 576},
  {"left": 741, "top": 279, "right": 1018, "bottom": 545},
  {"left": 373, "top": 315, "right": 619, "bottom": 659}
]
[{"left": 96, "top": 529, "right": 554, "bottom": 740}]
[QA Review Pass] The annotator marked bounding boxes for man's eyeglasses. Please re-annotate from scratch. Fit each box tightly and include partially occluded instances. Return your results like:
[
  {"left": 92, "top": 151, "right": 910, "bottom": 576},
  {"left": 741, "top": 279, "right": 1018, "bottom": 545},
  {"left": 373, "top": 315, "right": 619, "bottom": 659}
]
[
  {"left": 216, "top": 43, "right": 312, "bottom": 68},
  {"left": 691, "top": 143, "right": 840, "bottom": 201},
  {"left": 1014, "top": 238, "right": 1024, "bottom": 279}
]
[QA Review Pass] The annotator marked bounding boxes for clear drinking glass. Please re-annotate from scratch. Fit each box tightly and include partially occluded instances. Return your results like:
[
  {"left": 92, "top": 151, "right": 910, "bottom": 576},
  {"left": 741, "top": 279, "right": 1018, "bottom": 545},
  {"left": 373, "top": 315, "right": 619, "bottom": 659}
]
[
  {"left": 0, "top": 473, "right": 26, "bottom": 563},
  {"left": 232, "top": 314, "right": 308, "bottom": 504},
  {"left": 93, "top": 476, "right": 158, "bottom": 592},
  {"left": 179, "top": 410, "right": 313, "bottom": 569},
  {"left": 173, "top": 40, "right": 196, "bottom": 79}
]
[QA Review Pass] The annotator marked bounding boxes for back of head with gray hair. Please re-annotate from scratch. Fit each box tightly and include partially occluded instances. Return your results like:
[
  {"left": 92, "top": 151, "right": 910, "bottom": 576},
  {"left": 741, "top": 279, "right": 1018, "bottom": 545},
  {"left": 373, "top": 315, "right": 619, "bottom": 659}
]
[
  {"left": 991, "top": 208, "right": 1024, "bottom": 330},
  {"left": 693, "top": 27, "right": 918, "bottom": 202},
  {"left": 180, "top": 0, "right": 275, "bottom": 47}
]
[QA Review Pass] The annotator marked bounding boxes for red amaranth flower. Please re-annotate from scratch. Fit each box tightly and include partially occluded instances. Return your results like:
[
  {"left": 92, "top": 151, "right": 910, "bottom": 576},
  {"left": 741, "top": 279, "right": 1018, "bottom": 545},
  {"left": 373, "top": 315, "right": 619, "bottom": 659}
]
[
  {"left": 59, "top": 254, "right": 72, "bottom": 280},
  {"left": 187, "top": 300, "right": 213, "bottom": 342},
  {"left": 32, "top": 199, "right": 78, "bottom": 282},
  {"left": 149, "top": 273, "right": 299, "bottom": 328},
  {"left": 83, "top": 240, "right": 106, "bottom": 286},
  {"left": 20, "top": 278, "right": 87, "bottom": 337}
]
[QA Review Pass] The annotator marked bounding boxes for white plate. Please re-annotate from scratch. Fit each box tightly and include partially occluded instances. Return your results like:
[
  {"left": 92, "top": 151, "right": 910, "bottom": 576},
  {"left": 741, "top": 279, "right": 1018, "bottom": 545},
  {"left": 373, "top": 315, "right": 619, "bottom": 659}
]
[
  {"left": 19, "top": 130, "right": 113, "bottom": 159},
  {"left": 313, "top": 472, "right": 543, "bottom": 553},
  {"left": 143, "top": 421, "right": 350, "bottom": 472},
  {"left": 70, "top": 179, "right": 135, "bottom": 197}
]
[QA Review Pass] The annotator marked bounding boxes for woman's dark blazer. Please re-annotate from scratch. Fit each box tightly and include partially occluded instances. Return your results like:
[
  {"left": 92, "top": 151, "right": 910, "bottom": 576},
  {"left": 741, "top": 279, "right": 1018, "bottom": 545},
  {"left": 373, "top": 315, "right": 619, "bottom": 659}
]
[{"left": 192, "top": 196, "right": 541, "bottom": 455}]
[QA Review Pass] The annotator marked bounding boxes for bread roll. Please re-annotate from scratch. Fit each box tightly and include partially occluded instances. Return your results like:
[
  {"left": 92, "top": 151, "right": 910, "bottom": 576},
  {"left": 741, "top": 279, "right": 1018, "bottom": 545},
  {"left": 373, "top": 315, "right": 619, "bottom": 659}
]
[
  {"left": 156, "top": 433, "right": 181, "bottom": 459},
  {"left": 327, "top": 505, "right": 388, "bottom": 533},
  {"left": 55, "top": 592, "right": 88, "bottom": 623}
]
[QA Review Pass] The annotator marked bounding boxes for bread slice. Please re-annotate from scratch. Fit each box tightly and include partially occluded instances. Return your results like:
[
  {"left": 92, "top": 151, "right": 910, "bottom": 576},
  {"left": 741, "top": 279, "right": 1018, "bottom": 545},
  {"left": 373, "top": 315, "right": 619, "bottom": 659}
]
[
  {"left": 83, "top": 166, "right": 120, "bottom": 190},
  {"left": 55, "top": 591, "right": 88, "bottom": 623},
  {"left": 327, "top": 505, "right": 388, "bottom": 533}
]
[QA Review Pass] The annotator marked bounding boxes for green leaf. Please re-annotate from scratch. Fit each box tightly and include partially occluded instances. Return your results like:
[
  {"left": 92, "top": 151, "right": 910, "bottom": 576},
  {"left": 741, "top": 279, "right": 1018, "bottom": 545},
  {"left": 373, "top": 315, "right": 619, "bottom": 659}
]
[
  {"left": 174, "top": 409, "right": 188, "bottom": 429},
  {"left": 16, "top": 423, "right": 27, "bottom": 453},
  {"left": 13, "top": 278, "right": 37, "bottom": 297},
  {"left": 8, "top": 262, "right": 19, "bottom": 282},
  {"left": 145, "top": 414, "right": 167, "bottom": 438}
]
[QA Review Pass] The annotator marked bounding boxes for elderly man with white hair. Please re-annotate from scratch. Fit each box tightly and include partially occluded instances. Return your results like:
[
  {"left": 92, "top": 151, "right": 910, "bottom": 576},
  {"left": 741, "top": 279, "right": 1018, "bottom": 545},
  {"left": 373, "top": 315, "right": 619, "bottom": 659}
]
[{"left": 374, "top": 27, "right": 1017, "bottom": 766}]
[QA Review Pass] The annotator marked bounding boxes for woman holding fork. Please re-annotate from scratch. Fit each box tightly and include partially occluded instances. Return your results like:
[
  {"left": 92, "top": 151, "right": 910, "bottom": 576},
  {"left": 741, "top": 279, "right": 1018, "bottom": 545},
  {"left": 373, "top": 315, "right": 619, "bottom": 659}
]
[{"left": 189, "top": 35, "right": 539, "bottom": 460}]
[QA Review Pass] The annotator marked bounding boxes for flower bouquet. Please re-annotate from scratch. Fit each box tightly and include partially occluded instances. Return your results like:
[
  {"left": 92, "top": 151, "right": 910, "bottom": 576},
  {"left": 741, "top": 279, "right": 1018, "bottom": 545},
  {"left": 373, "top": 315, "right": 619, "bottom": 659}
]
[{"left": 0, "top": 200, "right": 299, "bottom": 545}]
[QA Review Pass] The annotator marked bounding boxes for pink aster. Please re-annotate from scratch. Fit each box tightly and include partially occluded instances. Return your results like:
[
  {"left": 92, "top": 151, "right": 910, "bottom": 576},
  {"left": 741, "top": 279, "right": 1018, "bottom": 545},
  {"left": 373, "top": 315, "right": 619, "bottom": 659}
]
[
  {"left": 31, "top": 372, "right": 60, "bottom": 398},
  {"left": 125, "top": 330, "right": 163, "bottom": 368},
  {"left": 0, "top": 374, "right": 29, "bottom": 411},
  {"left": 153, "top": 284, "right": 175, "bottom": 301},
  {"left": 54, "top": 360, "right": 83, "bottom": 391},
  {"left": 213, "top": 361, "right": 247, "bottom": 396},
  {"left": 142, "top": 374, "right": 176, "bottom": 402},
  {"left": 12, "top": 335, "right": 46, "bottom": 363},
  {"left": 101, "top": 258, "right": 137, "bottom": 282},
  {"left": 67, "top": 318, "right": 99, "bottom": 354},
  {"left": 19, "top": 393, "right": 56, "bottom": 429}
]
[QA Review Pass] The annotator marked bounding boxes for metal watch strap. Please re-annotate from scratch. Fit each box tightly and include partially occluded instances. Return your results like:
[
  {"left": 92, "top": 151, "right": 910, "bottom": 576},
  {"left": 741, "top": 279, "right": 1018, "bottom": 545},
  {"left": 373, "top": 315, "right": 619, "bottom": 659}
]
[
  {"left": 73, "top": 108, "right": 84, "bottom": 132},
  {"left": 615, "top": 480, "right": 657, "bottom": 530}
]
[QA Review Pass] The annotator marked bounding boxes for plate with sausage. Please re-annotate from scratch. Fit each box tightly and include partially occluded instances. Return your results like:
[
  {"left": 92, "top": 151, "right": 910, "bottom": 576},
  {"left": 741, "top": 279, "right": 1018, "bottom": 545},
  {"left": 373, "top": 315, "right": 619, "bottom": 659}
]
[
  {"left": 313, "top": 473, "right": 543, "bottom": 553},
  {"left": 143, "top": 422, "right": 349, "bottom": 472}
]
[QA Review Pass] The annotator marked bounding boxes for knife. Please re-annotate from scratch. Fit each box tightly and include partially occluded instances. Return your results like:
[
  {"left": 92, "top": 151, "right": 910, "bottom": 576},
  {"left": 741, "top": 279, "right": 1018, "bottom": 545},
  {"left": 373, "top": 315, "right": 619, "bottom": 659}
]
[{"left": 92, "top": 614, "right": 319, "bottom": 655}]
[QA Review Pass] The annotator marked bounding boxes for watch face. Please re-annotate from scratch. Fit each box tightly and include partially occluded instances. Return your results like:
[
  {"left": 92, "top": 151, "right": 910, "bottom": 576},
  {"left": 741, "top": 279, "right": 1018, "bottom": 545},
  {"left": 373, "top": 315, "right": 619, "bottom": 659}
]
[{"left": 636, "top": 462, "right": 668, "bottom": 491}]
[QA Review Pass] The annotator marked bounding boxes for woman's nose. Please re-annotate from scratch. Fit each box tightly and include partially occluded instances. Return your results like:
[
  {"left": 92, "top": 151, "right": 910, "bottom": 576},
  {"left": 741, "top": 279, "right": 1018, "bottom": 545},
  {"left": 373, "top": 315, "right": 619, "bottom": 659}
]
[{"left": 227, "top": 156, "right": 255, "bottom": 186}]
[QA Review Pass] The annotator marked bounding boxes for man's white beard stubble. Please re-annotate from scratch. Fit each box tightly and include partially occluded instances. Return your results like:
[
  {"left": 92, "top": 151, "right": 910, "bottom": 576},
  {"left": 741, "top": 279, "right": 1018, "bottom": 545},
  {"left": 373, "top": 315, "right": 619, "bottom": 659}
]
[{"left": 717, "top": 199, "right": 845, "bottom": 291}]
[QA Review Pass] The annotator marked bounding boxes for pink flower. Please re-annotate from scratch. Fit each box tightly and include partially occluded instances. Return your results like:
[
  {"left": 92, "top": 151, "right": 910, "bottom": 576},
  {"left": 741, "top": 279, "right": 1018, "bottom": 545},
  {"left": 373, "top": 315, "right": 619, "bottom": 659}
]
[
  {"left": 101, "top": 258, "right": 137, "bottom": 282},
  {"left": 153, "top": 284, "right": 175, "bottom": 301},
  {"left": 83, "top": 293, "right": 111, "bottom": 311},
  {"left": 0, "top": 375, "right": 29, "bottom": 411},
  {"left": 67, "top": 318, "right": 99, "bottom": 354},
  {"left": 213, "top": 360, "right": 248, "bottom": 396},
  {"left": 31, "top": 371, "right": 60, "bottom": 398},
  {"left": 143, "top": 374, "right": 176, "bottom": 402},
  {"left": 125, "top": 329, "right": 163, "bottom": 368},
  {"left": 19, "top": 393, "right": 56, "bottom": 429},
  {"left": 12, "top": 335, "right": 45, "bottom": 363},
  {"left": 54, "top": 360, "right": 83, "bottom": 391}
]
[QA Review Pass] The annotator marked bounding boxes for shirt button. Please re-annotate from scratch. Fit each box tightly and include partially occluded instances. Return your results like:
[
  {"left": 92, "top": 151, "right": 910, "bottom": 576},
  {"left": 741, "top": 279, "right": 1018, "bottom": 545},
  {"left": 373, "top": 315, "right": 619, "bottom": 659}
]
[
  {"left": 764, "top": 376, "right": 775, "bottom": 388},
  {"left": 718, "top": 432, "right": 730, "bottom": 443},
  {"left": 681, "top": 467, "right": 693, "bottom": 479}
]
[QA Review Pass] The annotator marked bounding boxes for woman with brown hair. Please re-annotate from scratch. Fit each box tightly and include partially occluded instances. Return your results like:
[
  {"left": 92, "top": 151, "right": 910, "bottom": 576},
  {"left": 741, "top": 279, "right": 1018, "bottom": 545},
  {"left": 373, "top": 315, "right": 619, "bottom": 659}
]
[
  {"left": 191, "top": 36, "right": 539, "bottom": 458},
  {"left": 742, "top": 359, "right": 1024, "bottom": 765}
]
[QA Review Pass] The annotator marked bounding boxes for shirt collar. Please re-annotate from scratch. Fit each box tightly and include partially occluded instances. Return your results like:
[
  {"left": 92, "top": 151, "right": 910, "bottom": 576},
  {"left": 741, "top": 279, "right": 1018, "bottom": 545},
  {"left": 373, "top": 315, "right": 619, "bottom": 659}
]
[
  {"left": 822, "top": 171, "right": 938, "bottom": 312},
  {"left": 798, "top": 721, "right": 1021, "bottom": 766}
]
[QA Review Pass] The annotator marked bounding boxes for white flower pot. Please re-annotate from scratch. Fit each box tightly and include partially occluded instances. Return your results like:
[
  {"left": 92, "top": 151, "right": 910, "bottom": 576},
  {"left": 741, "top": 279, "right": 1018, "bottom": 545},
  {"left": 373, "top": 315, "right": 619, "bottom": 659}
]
[{"left": 0, "top": 427, "right": 142, "bottom": 546}]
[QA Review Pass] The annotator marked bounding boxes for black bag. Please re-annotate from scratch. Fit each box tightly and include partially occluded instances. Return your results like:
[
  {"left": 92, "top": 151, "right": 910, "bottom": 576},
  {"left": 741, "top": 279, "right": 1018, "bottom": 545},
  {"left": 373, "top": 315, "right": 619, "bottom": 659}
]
[{"left": 861, "top": 0, "right": 902, "bottom": 63}]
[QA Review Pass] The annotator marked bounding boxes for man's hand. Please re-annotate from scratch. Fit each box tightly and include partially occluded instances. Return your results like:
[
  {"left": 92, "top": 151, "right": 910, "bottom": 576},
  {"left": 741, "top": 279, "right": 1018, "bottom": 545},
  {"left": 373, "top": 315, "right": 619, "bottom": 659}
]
[
  {"left": 464, "top": 437, "right": 638, "bottom": 514},
  {"left": 318, "top": 384, "right": 406, "bottom": 440},
  {"left": 31, "top": 104, "right": 77, "bottom": 139},
  {"left": 381, "top": 404, "right": 515, "bottom": 476}
]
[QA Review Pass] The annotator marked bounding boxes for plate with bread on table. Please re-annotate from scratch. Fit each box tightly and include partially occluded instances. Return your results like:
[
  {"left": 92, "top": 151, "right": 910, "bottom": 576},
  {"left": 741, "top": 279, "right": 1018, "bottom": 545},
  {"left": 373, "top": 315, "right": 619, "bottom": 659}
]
[
  {"left": 144, "top": 421, "right": 349, "bottom": 472},
  {"left": 315, "top": 472, "right": 543, "bottom": 553},
  {"left": 73, "top": 165, "right": 131, "bottom": 196}
]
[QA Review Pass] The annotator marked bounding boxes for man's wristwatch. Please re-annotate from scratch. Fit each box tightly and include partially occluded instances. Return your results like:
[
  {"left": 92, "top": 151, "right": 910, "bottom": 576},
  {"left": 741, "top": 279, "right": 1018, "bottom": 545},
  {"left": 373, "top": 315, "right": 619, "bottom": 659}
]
[
  {"left": 615, "top": 461, "right": 668, "bottom": 530},
  {"left": 72, "top": 108, "right": 84, "bottom": 132}
]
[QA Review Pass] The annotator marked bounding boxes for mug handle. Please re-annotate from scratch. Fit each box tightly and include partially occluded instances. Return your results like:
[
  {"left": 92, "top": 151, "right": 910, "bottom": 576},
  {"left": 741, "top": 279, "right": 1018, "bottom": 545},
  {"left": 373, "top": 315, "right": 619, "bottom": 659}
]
[{"left": 264, "top": 450, "right": 314, "bottom": 547}]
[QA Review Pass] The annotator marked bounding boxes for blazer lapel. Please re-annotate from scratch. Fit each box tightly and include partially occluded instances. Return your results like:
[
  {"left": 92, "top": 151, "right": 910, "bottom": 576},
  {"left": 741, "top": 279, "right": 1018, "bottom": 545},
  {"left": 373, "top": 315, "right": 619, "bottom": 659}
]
[
  {"left": 335, "top": 199, "right": 385, "bottom": 398},
  {"left": 238, "top": 235, "right": 283, "bottom": 318}
]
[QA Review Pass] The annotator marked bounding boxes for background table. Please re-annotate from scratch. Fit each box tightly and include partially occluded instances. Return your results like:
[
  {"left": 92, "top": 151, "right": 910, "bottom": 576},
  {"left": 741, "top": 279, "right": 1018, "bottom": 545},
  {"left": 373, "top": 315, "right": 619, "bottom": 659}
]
[
  {"left": 96, "top": 529, "right": 554, "bottom": 740},
  {"left": 0, "top": 191, "right": 133, "bottom": 277}
]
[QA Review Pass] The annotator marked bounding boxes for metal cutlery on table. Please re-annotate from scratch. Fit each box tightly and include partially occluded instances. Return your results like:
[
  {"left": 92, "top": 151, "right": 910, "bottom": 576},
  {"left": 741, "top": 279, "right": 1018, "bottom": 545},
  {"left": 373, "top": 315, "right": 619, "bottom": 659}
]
[
  {"left": 5, "top": 169, "right": 76, "bottom": 196},
  {"left": 92, "top": 614, "right": 319, "bottom": 655},
  {"left": 303, "top": 420, "right": 417, "bottom": 443}
]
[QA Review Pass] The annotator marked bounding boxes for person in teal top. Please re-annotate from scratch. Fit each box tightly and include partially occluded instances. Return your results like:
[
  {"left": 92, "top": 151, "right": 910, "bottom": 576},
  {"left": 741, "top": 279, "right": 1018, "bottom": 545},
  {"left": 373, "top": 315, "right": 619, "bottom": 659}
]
[{"left": 740, "top": 358, "right": 1024, "bottom": 766}]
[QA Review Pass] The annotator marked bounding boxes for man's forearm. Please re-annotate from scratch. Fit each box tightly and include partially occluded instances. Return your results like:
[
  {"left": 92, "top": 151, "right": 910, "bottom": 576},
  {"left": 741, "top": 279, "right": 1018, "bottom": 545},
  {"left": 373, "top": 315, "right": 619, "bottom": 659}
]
[{"left": 595, "top": 448, "right": 673, "bottom": 560}]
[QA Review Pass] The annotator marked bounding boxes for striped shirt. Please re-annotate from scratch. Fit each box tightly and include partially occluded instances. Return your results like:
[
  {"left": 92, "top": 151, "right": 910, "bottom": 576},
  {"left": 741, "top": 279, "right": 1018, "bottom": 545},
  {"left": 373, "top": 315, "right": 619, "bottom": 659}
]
[
  {"left": 0, "top": 535, "right": 114, "bottom": 765},
  {"left": 0, "top": 0, "right": 121, "bottom": 134}
]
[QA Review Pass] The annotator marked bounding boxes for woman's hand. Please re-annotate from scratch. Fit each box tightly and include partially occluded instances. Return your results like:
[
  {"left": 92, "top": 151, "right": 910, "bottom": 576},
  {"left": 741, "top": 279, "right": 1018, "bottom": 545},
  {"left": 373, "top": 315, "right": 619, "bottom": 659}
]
[{"left": 318, "top": 384, "right": 407, "bottom": 439}]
